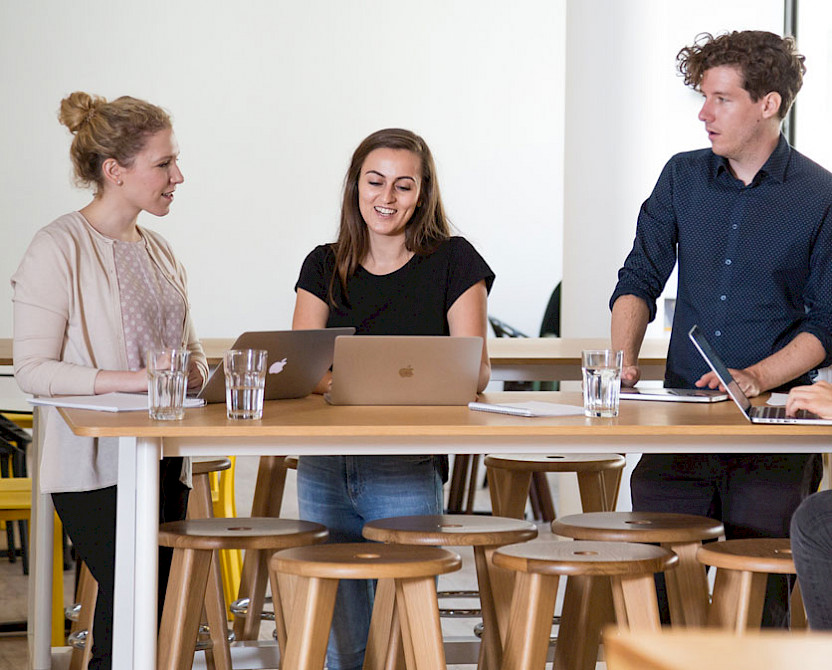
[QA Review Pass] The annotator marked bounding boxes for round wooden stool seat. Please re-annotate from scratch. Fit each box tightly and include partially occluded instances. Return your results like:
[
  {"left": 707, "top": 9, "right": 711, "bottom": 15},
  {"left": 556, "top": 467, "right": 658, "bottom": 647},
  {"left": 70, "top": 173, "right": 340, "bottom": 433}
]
[
  {"left": 493, "top": 539, "right": 678, "bottom": 670},
  {"left": 697, "top": 538, "right": 795, "bottom": 574},
  {"left": 364, "top": 514, "right": 537, "bottom": 670},
  {"left": 157, "top": 518, "right": 327, "bottom": 670},
  {"left": 159, "top": 517, "right": 327, "bottom": 551},
  {"left": 191, "top": 457, "right": 232, "bottom": 477},
  {"left": 552, "top": 511, "right": 724, "bottom": 543},
  {"left": 273, "top": 542, "right": 460, "bottom": 580},
  {"left": 271, "top": 543, "right": 461, "bottom": 670},
  {"left": 494, "top": 539, "right": 678, "bottom": 576},
  {"left": 696, "top": 538, "right": 802, "bottom": 631},
  {"left": 484, "top": 453, "right": 626, "bottom": 520},
  {"left": 363, "top": 513, "right": 537, "bottom": 546}
]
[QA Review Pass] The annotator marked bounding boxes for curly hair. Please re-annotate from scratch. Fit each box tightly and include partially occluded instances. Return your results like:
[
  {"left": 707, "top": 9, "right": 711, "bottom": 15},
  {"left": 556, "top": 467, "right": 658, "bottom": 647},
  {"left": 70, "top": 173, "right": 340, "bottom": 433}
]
[
  {"left": 58, "top": 91, "right": 172, "bottom": 192},
  {"left": 677, "top": 31, "right": 805, "bottom": 119},
  {"left": 328, "top": 128, "right": 451, "bottom": 306}
]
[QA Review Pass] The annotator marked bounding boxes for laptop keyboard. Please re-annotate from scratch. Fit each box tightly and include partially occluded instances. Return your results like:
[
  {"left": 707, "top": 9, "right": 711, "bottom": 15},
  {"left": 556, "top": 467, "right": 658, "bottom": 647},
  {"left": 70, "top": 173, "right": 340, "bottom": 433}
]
[{"left": 752, "top": 406, "right": 820, "bottom": 421}]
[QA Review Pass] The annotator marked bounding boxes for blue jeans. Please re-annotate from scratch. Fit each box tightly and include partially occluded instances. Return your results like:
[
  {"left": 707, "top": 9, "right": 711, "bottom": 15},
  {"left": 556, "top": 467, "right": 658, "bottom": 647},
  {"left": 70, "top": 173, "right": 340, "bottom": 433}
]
[
  {"left": 791, "top": 490, "right": 832, "bottom": 629},
  {"left": 297, "top": 455, "right": 443, "bottom": 670}
]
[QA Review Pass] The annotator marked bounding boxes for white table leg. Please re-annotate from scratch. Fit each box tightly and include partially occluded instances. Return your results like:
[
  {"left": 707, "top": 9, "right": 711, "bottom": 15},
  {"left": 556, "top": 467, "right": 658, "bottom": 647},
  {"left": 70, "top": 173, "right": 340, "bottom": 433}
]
[
  {"left": 114, "top": 436, "right": 160, "bottom": 670},
  {"left": 28, "top": 406, "right": 53, "bottom": 670}
]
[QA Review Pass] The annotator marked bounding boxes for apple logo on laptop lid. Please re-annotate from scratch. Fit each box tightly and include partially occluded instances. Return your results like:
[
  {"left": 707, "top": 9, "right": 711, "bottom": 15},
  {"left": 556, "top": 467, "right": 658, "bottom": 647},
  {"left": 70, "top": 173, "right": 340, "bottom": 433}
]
[{"left": 269, "top": 358, "right": 287, "bottom": 375}]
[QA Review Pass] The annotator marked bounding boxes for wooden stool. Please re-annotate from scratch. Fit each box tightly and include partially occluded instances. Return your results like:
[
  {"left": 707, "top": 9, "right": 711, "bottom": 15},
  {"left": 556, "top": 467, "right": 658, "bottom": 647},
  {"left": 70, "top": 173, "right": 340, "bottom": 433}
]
[
  {"left": 158, "top": 517, "right": 327, "bottom": 670},
  {"left": 484, "top": 454, "right": 626, "bottom": 520},
  {"left": 552, "top": 511, "right": 724, "bottom": 628},
  {"left": 270, "top": 542, "right": 461, "bottom": 670},
  {"left": 363, "top": 514, "right": 538, "bottom": 670},
  {"left": 494, "top": 539, "right": 678, "bottom": 670},
  {"left": 66, "top": 458, "right": 235, "bottom": 670},
  {"left": 232, "top": 455, "right": 295, "bottom": 641},
  {"left": 697, "top": 537, "right": 804, "bottom": 631}
]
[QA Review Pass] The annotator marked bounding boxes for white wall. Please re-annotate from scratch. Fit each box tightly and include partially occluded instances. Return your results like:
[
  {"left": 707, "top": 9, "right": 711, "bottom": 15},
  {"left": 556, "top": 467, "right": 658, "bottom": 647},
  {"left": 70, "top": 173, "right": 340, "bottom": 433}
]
[
  {"left": 0, "top": 0, "right": 565, "bottom": 339},
  {"left": 562, "top": 0, "right": 784, "bottom": 338}
]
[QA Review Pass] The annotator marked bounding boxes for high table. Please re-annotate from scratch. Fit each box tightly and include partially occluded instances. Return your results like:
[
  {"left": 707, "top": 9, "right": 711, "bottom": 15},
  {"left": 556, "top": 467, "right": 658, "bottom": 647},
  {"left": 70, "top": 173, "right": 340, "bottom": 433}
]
[{"left": 29, "top": 391, "right": 832, "bottom": 669}]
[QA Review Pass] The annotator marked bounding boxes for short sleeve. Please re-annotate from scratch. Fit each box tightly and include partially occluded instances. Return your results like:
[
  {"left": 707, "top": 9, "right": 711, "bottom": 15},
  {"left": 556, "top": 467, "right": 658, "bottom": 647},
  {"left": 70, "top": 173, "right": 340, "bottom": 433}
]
[
  {"left": 295, "top": 245, "right": 336, "bottom": 303},
  {"left": 447, "top": 237, "right": 495, "bottom": 308}
]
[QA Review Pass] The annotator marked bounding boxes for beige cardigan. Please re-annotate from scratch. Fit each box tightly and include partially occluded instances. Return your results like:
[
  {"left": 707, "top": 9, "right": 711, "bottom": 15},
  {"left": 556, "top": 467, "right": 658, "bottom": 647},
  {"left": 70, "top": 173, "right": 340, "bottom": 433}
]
[{"left": 11, "top": 212, "right": 208, "bottom": 493}]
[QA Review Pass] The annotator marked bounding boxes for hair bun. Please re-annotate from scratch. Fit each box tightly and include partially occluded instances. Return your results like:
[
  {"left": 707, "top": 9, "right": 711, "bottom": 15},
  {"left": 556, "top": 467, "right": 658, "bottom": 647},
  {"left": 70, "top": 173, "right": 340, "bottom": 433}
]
[{"left": 58, "top": 91, "right": 107, "bottom": 133}]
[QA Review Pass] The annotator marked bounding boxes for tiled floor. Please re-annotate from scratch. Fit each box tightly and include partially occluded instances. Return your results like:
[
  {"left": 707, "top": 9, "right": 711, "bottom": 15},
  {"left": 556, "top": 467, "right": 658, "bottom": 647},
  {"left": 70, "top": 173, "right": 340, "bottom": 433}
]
[{"left": 0, "top": 457, "right": 591, "bottom": 669}]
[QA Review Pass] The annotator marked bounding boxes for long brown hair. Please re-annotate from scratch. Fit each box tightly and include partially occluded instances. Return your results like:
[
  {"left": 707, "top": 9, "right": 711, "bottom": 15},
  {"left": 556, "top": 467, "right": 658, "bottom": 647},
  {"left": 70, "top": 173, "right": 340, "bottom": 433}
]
[{"left": 328, "top": 128, "right": 451, "bottom": 306}]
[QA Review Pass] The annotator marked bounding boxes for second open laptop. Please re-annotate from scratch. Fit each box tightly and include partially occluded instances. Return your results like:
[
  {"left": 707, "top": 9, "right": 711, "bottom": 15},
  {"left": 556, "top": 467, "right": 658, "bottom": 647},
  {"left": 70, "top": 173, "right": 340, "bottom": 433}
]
[
  {"left": 325, "top": 335, "right": 482, "bottom": 405},
  {"left": 688, "top": 324, "right": 832, "bottom": 425},
  {"left": 198, "top": 328, "right": 355, "bottom": 403}
]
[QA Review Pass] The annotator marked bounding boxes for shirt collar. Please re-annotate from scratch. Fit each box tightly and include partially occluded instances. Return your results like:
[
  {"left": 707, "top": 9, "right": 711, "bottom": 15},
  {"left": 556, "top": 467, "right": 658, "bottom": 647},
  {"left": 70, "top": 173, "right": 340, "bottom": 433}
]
[{"left": 712, "top": 133, "right": 790, "bottom": 185}]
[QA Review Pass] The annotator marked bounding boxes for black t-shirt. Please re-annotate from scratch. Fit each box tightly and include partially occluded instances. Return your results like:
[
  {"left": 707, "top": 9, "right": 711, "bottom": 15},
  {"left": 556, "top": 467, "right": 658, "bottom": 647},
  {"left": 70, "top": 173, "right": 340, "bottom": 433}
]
[{"left": 295, "top": 236, "right": 495, "bottom": 334}]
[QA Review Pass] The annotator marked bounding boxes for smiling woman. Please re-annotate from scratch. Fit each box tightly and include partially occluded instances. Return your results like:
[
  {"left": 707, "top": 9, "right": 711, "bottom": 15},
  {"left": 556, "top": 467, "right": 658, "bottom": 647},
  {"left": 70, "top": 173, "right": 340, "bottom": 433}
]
[
  {"left": 10, "top": 91, "right": 208, "bottom": 670},
  {"left": 290, "top": 127, "right": 495, "bottom": 670}
]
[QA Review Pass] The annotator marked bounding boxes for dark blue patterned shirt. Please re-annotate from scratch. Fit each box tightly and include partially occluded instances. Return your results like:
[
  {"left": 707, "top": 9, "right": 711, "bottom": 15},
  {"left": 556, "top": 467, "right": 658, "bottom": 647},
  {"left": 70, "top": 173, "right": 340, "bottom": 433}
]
[{"left": 611, "top": 135, "right": 832, "bottom": 390}]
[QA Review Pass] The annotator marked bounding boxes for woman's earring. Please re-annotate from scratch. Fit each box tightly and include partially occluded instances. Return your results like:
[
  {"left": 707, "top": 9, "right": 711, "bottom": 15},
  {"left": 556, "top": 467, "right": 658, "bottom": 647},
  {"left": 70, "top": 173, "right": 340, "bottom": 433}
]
[{"left": 117, "top": 179, "right": 123, "bottom": 186}]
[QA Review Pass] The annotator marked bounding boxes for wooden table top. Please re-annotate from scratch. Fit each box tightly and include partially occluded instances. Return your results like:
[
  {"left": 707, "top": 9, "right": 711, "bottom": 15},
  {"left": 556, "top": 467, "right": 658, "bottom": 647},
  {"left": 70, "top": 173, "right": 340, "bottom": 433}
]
[
  {"left": 604, "top": 628, "right": 832, "bottom": 670},
  {"left": 57, "top": 390, "right": 832, "bottom": 439}
]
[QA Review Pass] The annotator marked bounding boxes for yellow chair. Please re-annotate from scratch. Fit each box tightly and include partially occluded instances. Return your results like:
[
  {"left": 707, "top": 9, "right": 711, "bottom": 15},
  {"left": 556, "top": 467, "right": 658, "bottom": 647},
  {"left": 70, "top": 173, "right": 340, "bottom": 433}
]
[
  {"left": 210, "top": 456, "right": 242, "bottom": 618},
  {"left": 0, "top": 477, "right": 65, "bottom": 647}
]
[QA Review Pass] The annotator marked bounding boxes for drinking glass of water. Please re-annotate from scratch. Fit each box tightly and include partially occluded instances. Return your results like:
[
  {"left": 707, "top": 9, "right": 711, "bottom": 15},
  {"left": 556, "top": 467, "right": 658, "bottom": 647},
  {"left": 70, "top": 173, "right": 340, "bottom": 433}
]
[
  {"left": 147, "top": 348, "right": 190, "bottom": 420},
  {"left": 581, "top": 349, "right": 623, "bottom": 418},
  {"left": 224, "top": 349, "right": 268, "bottom": 420}
]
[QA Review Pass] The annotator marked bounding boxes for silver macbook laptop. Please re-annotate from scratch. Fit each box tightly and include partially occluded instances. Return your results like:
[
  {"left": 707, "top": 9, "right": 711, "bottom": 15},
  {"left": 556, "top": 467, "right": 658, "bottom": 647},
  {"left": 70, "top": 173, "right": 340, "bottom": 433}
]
[
  {"left": 325, "top": 335, "right": 482, "bottom": 406},
  {"left": 198, "top": 328, "right": 355, "bottom": 403},
  {"left": 688, "top": 324, "right": 832, "bottom": 424}
]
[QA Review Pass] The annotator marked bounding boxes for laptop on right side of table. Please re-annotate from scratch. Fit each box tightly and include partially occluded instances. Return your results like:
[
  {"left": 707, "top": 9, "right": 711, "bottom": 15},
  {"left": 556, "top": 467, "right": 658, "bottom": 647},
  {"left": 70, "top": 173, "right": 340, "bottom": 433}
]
[{"left": 688, "top": 324, "right": 832, "bottom": 425}]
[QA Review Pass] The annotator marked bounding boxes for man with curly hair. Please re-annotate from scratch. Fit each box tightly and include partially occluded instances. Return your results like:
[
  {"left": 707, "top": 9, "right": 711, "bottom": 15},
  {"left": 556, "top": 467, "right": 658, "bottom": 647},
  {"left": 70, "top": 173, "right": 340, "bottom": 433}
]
[{"left": 610, "top": 30, "right": 832, "bottom": 626}]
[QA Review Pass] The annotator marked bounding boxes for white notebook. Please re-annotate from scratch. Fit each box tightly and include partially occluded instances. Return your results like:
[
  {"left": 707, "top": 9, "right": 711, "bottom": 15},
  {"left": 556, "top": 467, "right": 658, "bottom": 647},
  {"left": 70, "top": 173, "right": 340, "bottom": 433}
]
[
  {"left": 29, "top": 392, "right": 205, "bottom": 413},
  {"left": 468, "top": 401, "right": 584, "bottom": 417}
]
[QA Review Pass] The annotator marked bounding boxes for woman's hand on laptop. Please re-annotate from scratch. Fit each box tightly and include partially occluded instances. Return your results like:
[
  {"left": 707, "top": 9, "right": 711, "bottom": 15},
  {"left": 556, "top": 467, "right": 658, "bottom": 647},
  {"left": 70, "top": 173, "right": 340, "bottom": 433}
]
[{"left": 786, "top": 381, "right": 832, "bottom": 418}]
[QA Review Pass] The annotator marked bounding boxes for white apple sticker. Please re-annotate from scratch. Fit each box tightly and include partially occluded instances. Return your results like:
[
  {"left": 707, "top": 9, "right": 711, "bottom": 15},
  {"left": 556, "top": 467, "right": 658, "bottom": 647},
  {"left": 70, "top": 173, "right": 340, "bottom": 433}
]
[{"left": 269, "top": 358, "right": 287, "bottom": 374}]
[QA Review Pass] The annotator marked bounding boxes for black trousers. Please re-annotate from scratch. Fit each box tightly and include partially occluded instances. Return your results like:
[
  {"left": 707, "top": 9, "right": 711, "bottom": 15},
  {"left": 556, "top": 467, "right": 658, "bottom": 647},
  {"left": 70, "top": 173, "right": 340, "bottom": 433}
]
[
  {"left": 631, "top": 452, "right": 822, "bottom": 627},
  {"left": 52, "top": 458, "right": 189, "bottom": 670}
]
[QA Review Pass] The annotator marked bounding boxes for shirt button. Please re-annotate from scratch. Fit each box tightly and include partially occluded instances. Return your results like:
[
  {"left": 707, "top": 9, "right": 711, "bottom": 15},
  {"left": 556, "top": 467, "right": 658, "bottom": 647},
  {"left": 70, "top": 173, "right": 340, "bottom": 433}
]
[
  {"left": 732, "top": 224, "right": 738, "bottom": 229},
  {"left": 720, "top": 295, "right": 727, "bottom": 301},
  {"left": 725, "top": 259, "right": 732, "bottom": 265},
  {"left": 715, "top": 331, "right": 722, "bottom": 337}
]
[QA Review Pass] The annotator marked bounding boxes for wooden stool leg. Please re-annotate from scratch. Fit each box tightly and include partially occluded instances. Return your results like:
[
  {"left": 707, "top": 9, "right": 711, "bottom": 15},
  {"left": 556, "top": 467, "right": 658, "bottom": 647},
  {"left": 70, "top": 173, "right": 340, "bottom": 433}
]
[
  {"left": 792, "top": 578, "right": 808, "bottom": 629},
  {"left": 158, "top": 548, "right": 212, "bottom": 670},
  {"left": 447, "top": 455, "right": 469, "bottom": 513},
  {"left": 530, "top": 472, "right": 556, "bottom": 521},
  {"left": 576, "top": 471, "right": 607, "bottom": 513},
  {"left": 233, "top": 455, "right": 288, "bottom": 640},
  {"left": 602, "top": 465, "right": 623, "bottom": 511},
  {"left": 611, "top": 573, "right": 662, "bottom": 631},
  {"left": 554, "top": 575, "right": 614, "bottom": 670},
  {"left": 663, "top": 541, "right": 709, "bottom": 627},
  {"left": 485, "top": 546, "right": 518, "bottom": 652},
  {"left": 487, "top": 468, "right": 532, "bottom": 518},
  {"left": 503, "top": 572, "right": 559, "bottom": 670},
  {"left": 396, "top": 576, "right": 446, "bottom": 670},
  {"left": 69, "top": 562, "right": 97, "bottom": 670},
  {"left": 708, "top": 568, "right": 767, "bottom": 631},
  {"left": 204, "top": 555, "right": 232, "bottom": 670},
  {"left": 473, "top": 546, "right": 502, "bottom": 670},
  {"left": 282, "top": 576, "right": 339, "bottom": 670},
  {"left": 465, "top": 455, "right": 481, "bottom": 514},
  {"left": 364, "top": 578, "right": 404, "bottom": 670}
]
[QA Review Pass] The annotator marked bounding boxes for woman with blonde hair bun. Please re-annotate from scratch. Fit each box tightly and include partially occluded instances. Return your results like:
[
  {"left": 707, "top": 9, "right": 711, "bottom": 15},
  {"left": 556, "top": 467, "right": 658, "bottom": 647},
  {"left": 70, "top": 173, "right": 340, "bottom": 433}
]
[{"left": 11, "top": 92, "right": 207, "bottom": 670}]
